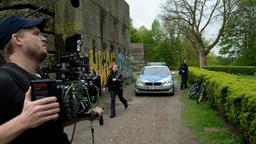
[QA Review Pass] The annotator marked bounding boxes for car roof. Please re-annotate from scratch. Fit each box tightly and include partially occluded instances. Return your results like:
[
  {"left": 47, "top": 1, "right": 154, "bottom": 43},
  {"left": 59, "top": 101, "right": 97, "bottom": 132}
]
[
  {"left": 143, "top": 65, "right": 169, "bottom": 69},
  {"left": 142, "top": 65, "right": 171, "bottom": 72},
  {"left": 145, "top": 62, "right": 167, "bottom": 66}
]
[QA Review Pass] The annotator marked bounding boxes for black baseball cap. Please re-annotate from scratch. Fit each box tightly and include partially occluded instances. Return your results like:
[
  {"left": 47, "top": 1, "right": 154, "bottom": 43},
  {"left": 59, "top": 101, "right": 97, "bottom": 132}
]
[{"left": 0, "top": 15, "right": 45, "bottom": 50}]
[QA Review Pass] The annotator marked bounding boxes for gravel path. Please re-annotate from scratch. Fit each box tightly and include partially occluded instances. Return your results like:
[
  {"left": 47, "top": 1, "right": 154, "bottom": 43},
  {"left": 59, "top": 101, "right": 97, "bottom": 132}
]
[{"left": 65, "top": 82, "right": 199, "bottom": 144}]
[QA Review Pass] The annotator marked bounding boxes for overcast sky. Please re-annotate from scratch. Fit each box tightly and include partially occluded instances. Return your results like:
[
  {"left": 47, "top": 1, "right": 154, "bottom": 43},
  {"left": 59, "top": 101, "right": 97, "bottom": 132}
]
[
  {"left": 125, "top": 0, "right": 166, "bottom": 29},
  {"left": 124, "top": 0, "right": 220, "bottom": 54}
]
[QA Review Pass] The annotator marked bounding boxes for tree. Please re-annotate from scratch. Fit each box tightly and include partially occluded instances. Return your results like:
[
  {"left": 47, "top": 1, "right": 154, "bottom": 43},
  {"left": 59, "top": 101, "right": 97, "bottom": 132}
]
[
  {"left": 130, "top": 19, "right": 141, "bottom": 43},
  {"left": 137, "top": 26, "right": 154, "bottom": 61},
  {"left": 162, "top": 18, "right": 199, "bottom": 67},
  {"left": 161, "top": 0, "right": 237, "bottom": 66},
  {"left": 219, "top": 0, "right": 256, "bottom": 66},
  {"left": 130, "top": 19, "right": 198, "bottom": 68},
  {"left": 151, "top": 20, "right": 164, "bottom": 43}
]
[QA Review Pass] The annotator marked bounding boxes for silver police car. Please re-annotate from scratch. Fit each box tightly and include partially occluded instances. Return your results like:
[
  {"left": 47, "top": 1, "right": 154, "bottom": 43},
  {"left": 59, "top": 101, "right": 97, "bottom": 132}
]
[{"left": 135, "top": 63, "right": 175, "bottom": 96}]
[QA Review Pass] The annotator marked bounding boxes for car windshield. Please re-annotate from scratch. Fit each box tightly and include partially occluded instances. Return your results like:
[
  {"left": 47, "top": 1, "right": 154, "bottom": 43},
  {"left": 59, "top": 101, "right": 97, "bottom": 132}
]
[{"left": 142, "top": 67, "right": 170, "bottom": 76}]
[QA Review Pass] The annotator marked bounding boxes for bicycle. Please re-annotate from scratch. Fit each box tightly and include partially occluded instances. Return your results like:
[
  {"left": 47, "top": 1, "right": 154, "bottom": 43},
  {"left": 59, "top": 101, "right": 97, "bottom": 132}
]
[{"left": 187, "top": 74, "right": 205, "bottom": 104}]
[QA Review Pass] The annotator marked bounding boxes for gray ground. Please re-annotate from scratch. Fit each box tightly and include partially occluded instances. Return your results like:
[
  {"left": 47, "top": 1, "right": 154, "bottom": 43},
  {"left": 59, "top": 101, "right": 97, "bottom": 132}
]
[{"left": 65, "top": 82, "right": 199, "bottom": 144}]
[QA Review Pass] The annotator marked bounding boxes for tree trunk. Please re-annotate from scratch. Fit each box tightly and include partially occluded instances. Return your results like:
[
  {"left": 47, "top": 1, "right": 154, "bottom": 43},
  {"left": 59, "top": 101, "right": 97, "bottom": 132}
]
[{"left": 199, "top": 48, "right": 206, "bottom": 67}]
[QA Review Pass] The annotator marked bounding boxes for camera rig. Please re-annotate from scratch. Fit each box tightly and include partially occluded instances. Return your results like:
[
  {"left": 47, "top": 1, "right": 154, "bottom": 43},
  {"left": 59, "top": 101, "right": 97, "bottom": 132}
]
[{"left": 32, "top": 34, "right": 102, "bottom": 119}]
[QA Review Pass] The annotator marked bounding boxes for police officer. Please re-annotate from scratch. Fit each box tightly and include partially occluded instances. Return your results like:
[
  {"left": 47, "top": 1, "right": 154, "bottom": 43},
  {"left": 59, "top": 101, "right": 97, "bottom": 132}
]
[{"left": 179, "top": 59, "right": 188, "bottom": 90}]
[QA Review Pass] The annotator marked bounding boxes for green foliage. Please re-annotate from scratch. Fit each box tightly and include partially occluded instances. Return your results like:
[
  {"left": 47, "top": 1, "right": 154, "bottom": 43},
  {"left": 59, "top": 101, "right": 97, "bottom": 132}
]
[
  {"left": 188, "top": 67, "right": 256, "bottom": 143},
  {"left": 130, "top": 19, "right": 198, "bottom": 69},
  {"left": 219, "top": 1, "right": 256, "bottom": 66},
  {"left": 206, "top": 54, "right": 234, "bottom": 66},
  {"left": 205, "top": 53, "right": 218, "bottom": 66},
  {"left": 203, "top": 66, "right": 256, "bottom": 75},
  {"left": 130, "top": 19, "right": 141, "bottom": 43},
  {"left": 151, "top": 20, "right": 163, "bottom": 42},
  {"left": 206, "top": 53, "right": 239, "bottom": 66},
  {"left": 181, "top": 92, "right": 243, "bottom": 144},
  {"left": 178, "top": 38, "right": 199, "bottom": 67},
  {"left": 173, "top": 73, "right": 244, "bottom": 144},
  {"left": 137, "top": 26, "right": 155, "bottom": 61},
  {"left": 130, "top": 27, "right": 141, "bottom": 43},
  {"left": 160, "top": 0, "right": 236, "bottom": 67}
]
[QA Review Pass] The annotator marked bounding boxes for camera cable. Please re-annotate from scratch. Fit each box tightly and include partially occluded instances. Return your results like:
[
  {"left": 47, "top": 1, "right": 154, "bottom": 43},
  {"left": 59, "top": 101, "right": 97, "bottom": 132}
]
[
  {"left": 70, "top": 117, "right": 78, "bottom": 144},
  {"left": 63, "top": 81, "right": 84, "bottom": 144},
  {"left": 64, "top": 81, "right": 98, "bottom": 144},
  {"left": 90, "top": 114, "right": 95, "bottom": 144}
]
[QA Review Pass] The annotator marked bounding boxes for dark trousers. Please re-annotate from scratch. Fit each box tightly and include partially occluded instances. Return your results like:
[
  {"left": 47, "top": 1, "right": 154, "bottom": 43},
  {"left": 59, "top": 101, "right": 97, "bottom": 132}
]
[
  {"left": 110, "top": 88, "right": 127, "bottom": 115},
  {"left": 180, "top": 75, "right": 188, "bottom": 89}
]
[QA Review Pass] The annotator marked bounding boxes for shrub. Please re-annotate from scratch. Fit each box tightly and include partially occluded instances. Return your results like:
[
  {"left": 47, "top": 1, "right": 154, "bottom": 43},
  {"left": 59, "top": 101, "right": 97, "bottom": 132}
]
[
  {"left": 188, "top": 67, "right": 256, "bottom": 143},
  {"left": 202, "top": 66, "right": 256, "bottom": 75}
]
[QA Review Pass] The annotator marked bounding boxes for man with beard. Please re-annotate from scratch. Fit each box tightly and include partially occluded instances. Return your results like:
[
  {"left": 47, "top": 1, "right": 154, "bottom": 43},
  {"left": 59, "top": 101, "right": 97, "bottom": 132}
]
[{"left": 0, "top": 16, "right": 103, "bottom": 144}]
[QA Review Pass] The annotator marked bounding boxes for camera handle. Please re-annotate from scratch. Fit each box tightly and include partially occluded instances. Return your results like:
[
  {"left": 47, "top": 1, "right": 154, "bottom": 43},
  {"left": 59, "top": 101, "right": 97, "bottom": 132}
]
[
  {"left": 90, "top": 112, "right": 102, "bottom": 144},
  {"left": 68, "top": 112, "right": 103, "bottom": 144},
  {"left": 90, "top": 115, "right": 95, "bottom": 144},
  {"left": 65, "top": 81, "right": 101, "bottom": 144},
  {"left": 89, "top": 86, "right": 104, "bottom": 144}
]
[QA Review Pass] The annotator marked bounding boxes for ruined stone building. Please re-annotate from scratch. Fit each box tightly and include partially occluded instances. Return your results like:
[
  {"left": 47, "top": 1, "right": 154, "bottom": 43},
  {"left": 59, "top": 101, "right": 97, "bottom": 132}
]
[
  {"left": 0, "top": 0, "right": 131, "bottom": 84},
  {"left": 131, "top": 43, "right": 145, "bottom": 72}
]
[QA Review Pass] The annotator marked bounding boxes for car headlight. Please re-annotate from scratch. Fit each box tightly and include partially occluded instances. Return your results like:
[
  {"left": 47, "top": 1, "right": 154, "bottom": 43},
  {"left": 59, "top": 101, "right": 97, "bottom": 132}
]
[
  {"left": 136, "top": 80, "right": 144, "bottom": 85},
  {"left": 163, "top": 80, "right": 172, "bottom": 85}
]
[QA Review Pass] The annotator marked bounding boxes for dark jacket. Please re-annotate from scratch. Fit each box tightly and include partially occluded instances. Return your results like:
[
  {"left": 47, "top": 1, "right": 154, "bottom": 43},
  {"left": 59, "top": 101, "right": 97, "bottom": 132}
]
[
  {"left": 106, "top": 71, "right": 124, "bottom": 91},
  {"left": 0, "top": 63, "right": 69, "bottom": 144},
  {"left": 179, "top": 63, "right": 188, "bottom": 76}
]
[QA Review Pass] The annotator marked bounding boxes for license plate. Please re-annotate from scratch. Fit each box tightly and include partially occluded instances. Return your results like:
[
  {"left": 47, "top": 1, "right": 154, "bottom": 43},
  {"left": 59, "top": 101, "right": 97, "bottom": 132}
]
[{"left": 147, "top": 86, "right": 158, "bottom": 90}]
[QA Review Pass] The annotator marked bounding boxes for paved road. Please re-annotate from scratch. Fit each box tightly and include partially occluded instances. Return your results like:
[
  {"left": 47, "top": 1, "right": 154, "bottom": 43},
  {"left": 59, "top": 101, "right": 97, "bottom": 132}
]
[{"left": 65, "top": 82, "right": 199, "bottom": 144}]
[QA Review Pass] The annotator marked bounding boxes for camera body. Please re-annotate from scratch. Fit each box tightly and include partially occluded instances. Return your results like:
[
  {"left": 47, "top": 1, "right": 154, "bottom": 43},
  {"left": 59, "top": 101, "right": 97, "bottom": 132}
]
[
  {"left": 31, "top": 79, "right": 57, "bottom": 101},
  {"left": 31, "top": 77, "right": 100, "bottom": 118},
  {"left": 32, "top": 34, "right": 102, "bottom": 119}
]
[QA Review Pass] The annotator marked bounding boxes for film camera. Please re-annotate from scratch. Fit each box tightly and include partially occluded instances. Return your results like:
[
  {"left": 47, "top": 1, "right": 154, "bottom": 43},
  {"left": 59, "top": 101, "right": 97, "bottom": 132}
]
[{"left": 31, "top": 34, "right": 102, "bottom": 122}]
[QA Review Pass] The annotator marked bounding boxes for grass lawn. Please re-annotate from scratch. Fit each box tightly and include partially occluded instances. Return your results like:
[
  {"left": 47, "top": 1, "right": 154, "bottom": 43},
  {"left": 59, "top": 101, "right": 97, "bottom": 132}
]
[{"left": 174, "top": 74, "right": 244, "bottom": 144}]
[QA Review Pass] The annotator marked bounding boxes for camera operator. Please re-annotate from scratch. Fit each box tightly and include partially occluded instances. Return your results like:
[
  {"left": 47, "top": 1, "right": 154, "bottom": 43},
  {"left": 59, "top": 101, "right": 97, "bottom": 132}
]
[{"left": 0, "top": 15, "right": 103, "bottom": 144}]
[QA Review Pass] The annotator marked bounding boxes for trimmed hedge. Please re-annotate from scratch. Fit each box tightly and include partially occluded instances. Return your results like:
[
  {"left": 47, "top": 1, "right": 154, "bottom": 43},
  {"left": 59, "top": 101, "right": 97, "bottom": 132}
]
[
  {"left": 188, "top": 67, "right": 256, "bottom": 143},
  {"left": 202, "top": 66, "right": 256, "bottom": 75}
]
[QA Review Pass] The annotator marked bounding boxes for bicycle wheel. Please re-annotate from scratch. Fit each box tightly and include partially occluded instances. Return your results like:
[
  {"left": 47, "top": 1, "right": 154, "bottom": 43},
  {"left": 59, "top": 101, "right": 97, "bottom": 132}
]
[
  {"left": 197, "top": 84, "right": 204, "bottom": 104},
  {"left": 187, "top": 84, "right": 197, "bottom": 98}
]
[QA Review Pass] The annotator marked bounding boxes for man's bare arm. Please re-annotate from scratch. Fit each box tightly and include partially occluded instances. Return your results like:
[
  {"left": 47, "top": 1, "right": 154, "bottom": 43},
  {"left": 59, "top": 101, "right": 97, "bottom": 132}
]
[{"left": 0, "top": 87, "right": 60, "bottom": 144}]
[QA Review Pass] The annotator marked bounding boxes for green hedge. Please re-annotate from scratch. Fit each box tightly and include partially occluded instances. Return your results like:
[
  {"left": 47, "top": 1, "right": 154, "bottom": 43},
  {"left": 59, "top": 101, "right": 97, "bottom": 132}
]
[
  {"left": 188, "top": 67, "right": 256, "bottom": 143},
  {"left": 202, "top": 66, "right": 256, "bottom": 75}
]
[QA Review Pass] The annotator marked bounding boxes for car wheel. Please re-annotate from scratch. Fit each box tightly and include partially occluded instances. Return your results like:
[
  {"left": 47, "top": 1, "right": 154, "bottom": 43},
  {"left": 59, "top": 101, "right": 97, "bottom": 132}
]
[
  {"left": 169, "top": 91, "right": 174, "bottom": 96},
  {"left": 135, "top": 92, "right": 140, "bottom": 96},
  {"left": 169, "top": 86, "right": 175, "bottom": 96}
]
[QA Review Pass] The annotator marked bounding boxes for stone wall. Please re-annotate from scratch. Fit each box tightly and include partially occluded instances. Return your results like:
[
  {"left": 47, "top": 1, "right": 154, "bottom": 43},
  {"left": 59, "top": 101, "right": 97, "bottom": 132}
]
[
  {"left": 0, "top": 0, "right": 132, "bottom": 84},
  {"left": 131, "top": 43, "right": 145, "bottom": 72}
]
